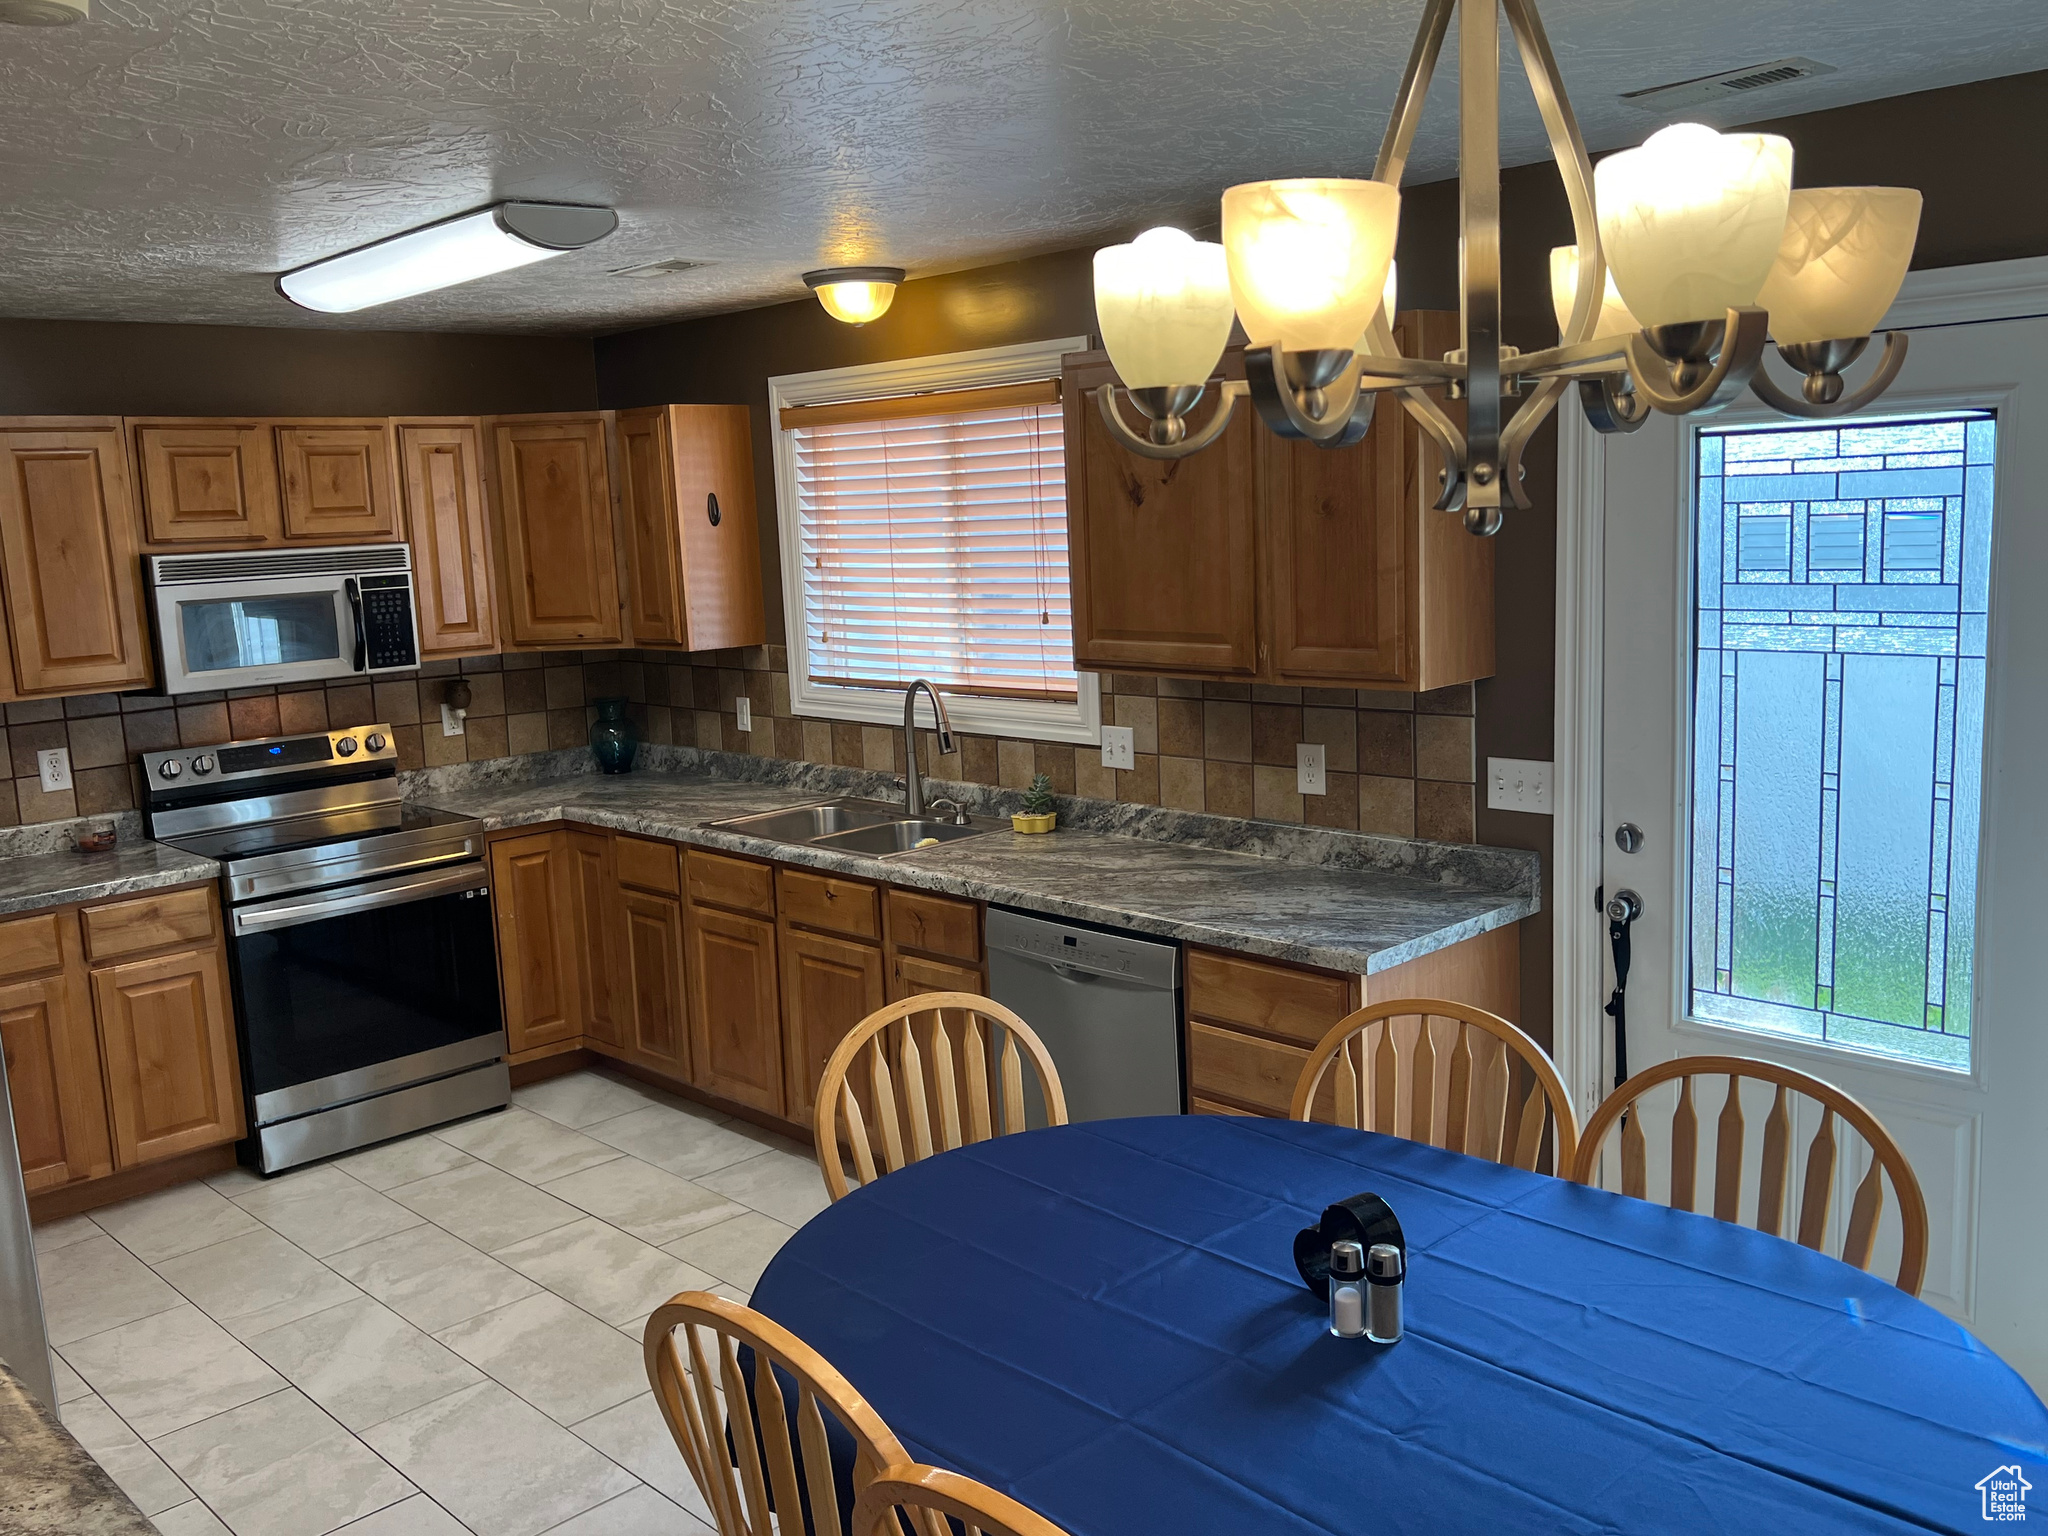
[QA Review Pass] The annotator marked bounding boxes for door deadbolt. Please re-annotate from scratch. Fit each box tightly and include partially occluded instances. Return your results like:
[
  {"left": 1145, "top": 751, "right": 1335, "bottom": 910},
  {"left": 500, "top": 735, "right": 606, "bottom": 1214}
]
[
  {"left": 1606, "top": 888, "right": 1643, "bottom": 924},
  {"left": 1614, "top": 822, "right": 1644, "bottom": 854}
]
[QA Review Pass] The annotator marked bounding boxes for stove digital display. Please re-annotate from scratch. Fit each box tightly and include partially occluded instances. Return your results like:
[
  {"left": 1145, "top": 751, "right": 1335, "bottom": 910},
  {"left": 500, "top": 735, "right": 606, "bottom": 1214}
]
[{"left": 219, "top": 737, "right": 334, "bottom": 775}]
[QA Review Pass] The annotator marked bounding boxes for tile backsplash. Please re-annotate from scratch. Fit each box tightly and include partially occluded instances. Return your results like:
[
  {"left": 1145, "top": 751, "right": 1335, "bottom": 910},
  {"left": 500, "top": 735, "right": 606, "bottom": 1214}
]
[{"left": 6, "top": 647, "right": 1477, "bottom": 843}]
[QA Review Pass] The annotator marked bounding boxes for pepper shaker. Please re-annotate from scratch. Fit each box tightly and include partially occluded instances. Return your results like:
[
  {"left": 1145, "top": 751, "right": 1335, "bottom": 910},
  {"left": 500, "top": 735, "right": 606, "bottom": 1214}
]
[
  {"left": 1327, "top": 1239, "right": 1367, "bottom": 1338},
  {"left": 1366, "top": 1242, "right": 1404, "bottom": 1343}
]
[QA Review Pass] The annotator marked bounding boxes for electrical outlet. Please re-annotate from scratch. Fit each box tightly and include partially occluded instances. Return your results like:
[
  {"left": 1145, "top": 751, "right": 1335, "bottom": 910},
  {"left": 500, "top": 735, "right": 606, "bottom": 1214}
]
[
  {"left": 735, "top": 696, "right": 752, "bottom": 732},
  {"left": 1486, "top": 756, "right": 1554, "bottom": 814},
  {"left": 1297, "top": 742, "right": 1327, "bottom": 796},
  {"left": 37, "top": 747, "right": 71, "bottom": 793},
  {"left": 441, "top": 703, "right": 466, "bottom": 737},
  {"left": 1100, "top": 725, "right": 1134, "bottom": 770}
]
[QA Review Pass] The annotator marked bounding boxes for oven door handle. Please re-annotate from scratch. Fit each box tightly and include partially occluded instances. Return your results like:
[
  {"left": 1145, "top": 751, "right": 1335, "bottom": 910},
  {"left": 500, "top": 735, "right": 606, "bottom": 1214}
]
[{"left": 232, "top": 863, "right": 489, "bottom": 936}]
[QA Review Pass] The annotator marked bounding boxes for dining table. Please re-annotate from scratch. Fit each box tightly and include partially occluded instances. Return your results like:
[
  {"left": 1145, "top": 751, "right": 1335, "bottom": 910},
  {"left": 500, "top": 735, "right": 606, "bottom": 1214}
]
[{"left": 750, "top": 1114, "right": 2047, "bottom": 1535}]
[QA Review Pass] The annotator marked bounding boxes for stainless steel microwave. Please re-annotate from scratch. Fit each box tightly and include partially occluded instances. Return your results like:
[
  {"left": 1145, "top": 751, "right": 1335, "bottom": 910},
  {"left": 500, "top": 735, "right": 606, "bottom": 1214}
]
[{"left": 146, "top": 544, "right": 422, "bottom": 696}]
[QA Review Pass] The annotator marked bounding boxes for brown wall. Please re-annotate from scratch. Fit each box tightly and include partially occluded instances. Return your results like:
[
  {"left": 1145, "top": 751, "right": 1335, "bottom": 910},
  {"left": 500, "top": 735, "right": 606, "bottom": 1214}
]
[{"left": 0, "top": 318, "right": 598, "bottom": 418}]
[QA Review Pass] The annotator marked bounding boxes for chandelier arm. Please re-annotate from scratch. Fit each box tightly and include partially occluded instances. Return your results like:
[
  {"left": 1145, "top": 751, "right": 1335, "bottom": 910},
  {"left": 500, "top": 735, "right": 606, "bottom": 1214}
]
[
  {"left": 1373, "top": 0, "right": 1456, "bottom": 187},
  {"left": 1392, "top": 388, "right": 1473, "bottom": 512},
  {"left": 1624, "top": 308, "right": 1771, "bottom": 415},
  {"left": 1459, "top": 0, "right": 1505, "bottom": 509},
  {"left": 1498, "top": 374, "right": 1569, "bottom": 501},
  {"left": 1577, "top": 375, "right": 1653, "bottom": 434},
  {"left": 1509, "top": 335, "right": 1633, "bottom": 378},
  {"left": 1748, "top": 332, "right": 1910, "bottom": 419},
  {"left": 1092, "top": 382, "right": 1246, "bottom": 461},
  {"left": 1501, "top": 0, "right": 1604, "bottom": 348},
  {"left": 1245, "top": 347, "right": 1374, "bottom": 446}
]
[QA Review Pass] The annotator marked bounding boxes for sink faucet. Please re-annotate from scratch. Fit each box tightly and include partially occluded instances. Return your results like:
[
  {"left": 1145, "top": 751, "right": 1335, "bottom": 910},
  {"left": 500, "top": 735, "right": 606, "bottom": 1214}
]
[{"left": 902, "top": 678, "right": 955, "bottom": 818}]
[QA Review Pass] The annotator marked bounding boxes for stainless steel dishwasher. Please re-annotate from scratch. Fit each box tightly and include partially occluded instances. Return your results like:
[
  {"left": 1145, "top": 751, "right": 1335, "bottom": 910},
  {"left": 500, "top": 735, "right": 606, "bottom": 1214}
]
[{"left": 986, "top": 906, "right": 1182, "bottom": 1123}]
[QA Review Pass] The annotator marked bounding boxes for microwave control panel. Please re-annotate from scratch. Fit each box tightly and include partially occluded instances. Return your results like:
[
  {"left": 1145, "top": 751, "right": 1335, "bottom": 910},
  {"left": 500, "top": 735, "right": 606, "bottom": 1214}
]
[{"left": 359, "top": 574, "right": 419, "bottom": 671}]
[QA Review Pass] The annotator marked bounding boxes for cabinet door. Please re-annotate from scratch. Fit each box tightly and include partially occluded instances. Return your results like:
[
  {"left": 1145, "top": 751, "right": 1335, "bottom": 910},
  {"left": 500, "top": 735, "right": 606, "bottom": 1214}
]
[
  {"left": 0, "top": 915, "right": 111, "bottom": 1193},
  {"left": 685, "top": 904, "right": 782, "bottom": 1114},
  {"left": 617, "top": 407, "right": 684, "bottom": 647},
  {"left": 780, "top": 928, "right": 886, "bottom": 1125},
  {"left": 619, "top": 888, "right": 688, "bottom": 1075},
  {"left": 566, "top": 830, "right": 618, "bottom": 1047},
  {"left": 492, "top": 417, "right": 623, "bottom": 646},
  {"left": 398, "top": 422, "right": 498, "bottom": 656},
  {"left": 669, "top": 406, "right": 766, "bottom": 651},
  {"left": 91, "top": 945, "right": 243, "bottom": 1168},
  {"left": 277, "top": 424, "right": 402, "bottom": 542},
  {"left": 490, "top": 832, "right": 580, "bottom": 1054},
  {"left": 0, "top": 427, "right": 155, "bottom": 694},
  {"left": 1063, "top": 354, "right": 1258, "bottom": 676},
  {"left": 1261, "top": 395, "right": 1411, "bottom": 685},
  {"left": 132, "top": 422, "right": 283, "bottom": 545},
  {"left": 887, "top": 950, "right": 984, "bottom": 1004}
]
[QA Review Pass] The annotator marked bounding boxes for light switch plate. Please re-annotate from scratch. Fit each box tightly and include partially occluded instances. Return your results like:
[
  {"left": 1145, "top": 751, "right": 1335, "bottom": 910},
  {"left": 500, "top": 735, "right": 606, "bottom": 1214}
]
[
  {"left": 441, "top": 704, "right": 466, "bottom": 737},
  {"left": 37, "top": 748, "right": 71, "bottom": 793},
  {"left": 1487, "top": 756, "right": 1554, "bottom": 815},
  {"left": 1100, "top": 725, "right": 1134, "bottom": 770},
  {"left": 1297, "top": 742, "right": 1327, "bottom": 796},
  {"left": 735, "top": 697, "right": 752, "bottom": 732}
]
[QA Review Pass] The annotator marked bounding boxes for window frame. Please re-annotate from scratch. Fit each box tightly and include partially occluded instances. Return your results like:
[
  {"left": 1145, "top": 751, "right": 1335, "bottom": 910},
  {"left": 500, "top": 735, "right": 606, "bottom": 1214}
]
[{"left": 768, "top": 336, "right": 1101, "bottom": 745}]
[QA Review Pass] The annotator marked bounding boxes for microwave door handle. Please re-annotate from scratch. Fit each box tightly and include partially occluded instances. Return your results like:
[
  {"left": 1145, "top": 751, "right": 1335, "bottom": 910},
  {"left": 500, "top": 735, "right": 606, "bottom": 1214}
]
[{"left": 344, "top": 577, "right": 366, "bottom": 672}]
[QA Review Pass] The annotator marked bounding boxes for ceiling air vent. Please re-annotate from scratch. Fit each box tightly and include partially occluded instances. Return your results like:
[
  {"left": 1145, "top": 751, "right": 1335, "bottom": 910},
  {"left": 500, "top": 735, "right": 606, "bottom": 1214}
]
[
  {"left": 610, "top": 258, "right": 708, "bottom": 279},
  {"left": 1620, "top": 57, "right": 1836, "bottom": 112}
]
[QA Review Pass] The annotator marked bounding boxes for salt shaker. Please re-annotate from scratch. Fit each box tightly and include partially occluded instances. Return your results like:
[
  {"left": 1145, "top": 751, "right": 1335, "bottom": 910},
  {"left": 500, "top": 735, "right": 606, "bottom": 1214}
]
[
  {"left": 1327, "top": 1239, "right": 1366, "bottom": 1338},
  {"left": 1366, "top": 1242, "right": 1404, "bottom": 1343}
]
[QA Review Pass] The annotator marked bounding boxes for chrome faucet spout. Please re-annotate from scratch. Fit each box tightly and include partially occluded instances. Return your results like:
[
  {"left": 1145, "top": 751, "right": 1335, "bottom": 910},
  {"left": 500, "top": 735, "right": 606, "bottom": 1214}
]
[{"left": 902, "top": 679, "right": 954, "bottom": 818}]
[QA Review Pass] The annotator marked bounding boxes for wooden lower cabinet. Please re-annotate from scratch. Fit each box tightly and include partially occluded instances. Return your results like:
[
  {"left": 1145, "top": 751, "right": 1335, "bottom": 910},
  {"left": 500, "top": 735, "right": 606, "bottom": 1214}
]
[
  {"left": 92, "top": 946, "right": 241, "bottom": 1167},
  {"left": 685, "top": 904, "right": 783, "bottom": 1115},
  {"left": 0, "top": 932, "right": 111, "bottom": 1192},
  {"left": 617, "top": 887, "right": 688, "bottom": 1075},
  {"left": 490, "top": 831, "right": 583, "bottom": 1055},
  {"left": 888, "top": 950, "right": 983, "bottom": 1002},
  {"left": 566, "top": 831, "right": 618, "bottom": 1046},
  {"left": 779, "top": 928, "right": 885, "bottom": 1126}
]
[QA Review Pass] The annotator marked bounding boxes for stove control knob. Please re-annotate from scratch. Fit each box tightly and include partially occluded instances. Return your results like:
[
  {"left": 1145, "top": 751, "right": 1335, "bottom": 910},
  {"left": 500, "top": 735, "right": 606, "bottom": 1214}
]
[
  {"left": 365, "top": 732, "right": 388, "bottom": 752},
  {"left": 191, "top": 755, "right": 215, "bottom": 775},
  {"left": 335, "top": 736, "right": 359, "bottom": 757},
  {"left": 157, "top": 759, "right": 183, "bottom": 780}
]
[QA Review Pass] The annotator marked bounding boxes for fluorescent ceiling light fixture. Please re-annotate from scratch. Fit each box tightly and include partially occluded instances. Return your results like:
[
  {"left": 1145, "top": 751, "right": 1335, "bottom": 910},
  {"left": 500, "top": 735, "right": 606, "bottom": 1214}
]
[{"left": 278, "top": 202, "right": 618, "bottom": 314}]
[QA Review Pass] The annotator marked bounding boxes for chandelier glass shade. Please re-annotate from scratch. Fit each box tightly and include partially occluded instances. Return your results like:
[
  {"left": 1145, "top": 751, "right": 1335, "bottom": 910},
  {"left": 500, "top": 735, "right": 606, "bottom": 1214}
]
[{"left": 1087, "top": 0, "right": 1923, "bottom": 534}]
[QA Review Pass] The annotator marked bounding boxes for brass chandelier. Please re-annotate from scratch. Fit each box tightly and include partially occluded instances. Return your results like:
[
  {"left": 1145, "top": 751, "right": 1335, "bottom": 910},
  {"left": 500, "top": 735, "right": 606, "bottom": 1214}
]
[{"left": 1088, "top": 0, "right": 1922, "bottom": 534}]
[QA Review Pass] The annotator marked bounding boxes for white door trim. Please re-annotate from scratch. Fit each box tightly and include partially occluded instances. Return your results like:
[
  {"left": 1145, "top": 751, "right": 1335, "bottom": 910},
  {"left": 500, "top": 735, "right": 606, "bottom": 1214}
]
[{"left": 1550, "top": 253, "right": 2047, "bottom": 1125}]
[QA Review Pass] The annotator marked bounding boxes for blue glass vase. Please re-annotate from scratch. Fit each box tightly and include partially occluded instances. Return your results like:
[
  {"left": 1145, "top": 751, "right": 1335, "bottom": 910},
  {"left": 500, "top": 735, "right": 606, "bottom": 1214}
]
[{"left": 589, "top": 696, "right": 638, "bottom": 774}]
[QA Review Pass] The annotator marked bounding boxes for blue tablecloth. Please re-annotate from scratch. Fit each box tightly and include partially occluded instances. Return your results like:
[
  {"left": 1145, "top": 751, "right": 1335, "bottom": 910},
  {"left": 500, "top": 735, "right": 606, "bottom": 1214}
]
[{"left": 751, "top": 1116, "right": 2046, "bottom": 1535}]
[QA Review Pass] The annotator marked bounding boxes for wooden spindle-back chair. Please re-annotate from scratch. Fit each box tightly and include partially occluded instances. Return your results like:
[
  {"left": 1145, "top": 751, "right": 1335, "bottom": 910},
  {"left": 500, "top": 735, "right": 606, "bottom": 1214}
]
[
  {"left": 1290, "top": 998, "right": 1580, "bottom": 1174},
  {"left": 1569, "top": 1055, "right": 1928, "bottom": 1295},
  {"left": 643, "top": 1291, "right": 911, "bottom": 1536},
  {"left": 854, "top": 1465, "right": 1074, "bottom": 1536},
  {"left": 815, "top": 993, "right": 1068, "bottom": 1202}
]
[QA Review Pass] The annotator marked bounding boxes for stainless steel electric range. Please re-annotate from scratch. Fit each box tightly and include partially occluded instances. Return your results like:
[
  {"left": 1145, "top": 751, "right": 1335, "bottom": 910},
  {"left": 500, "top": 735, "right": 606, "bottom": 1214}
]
[{"left": 142, "top": 725, "right": 508, "bottom": 1174}]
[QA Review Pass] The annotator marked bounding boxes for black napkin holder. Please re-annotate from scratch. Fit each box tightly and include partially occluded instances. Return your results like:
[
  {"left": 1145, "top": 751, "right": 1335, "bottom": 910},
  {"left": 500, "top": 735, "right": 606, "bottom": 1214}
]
[{"left": 1293, "top": 1193, "right": 1405, "bottom": 1302}]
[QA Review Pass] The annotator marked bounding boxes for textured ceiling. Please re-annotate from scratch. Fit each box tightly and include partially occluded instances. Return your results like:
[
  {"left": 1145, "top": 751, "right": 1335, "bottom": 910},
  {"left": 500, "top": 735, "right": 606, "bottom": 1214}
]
[{"left": 0, "top": 0, "right": 2043, "bottom": 334}]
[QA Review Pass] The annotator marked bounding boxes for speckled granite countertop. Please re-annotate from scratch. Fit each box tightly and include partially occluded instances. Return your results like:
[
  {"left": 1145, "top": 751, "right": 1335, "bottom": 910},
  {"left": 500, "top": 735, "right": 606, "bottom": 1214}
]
[
  {"left": 0, "top": 834, "right": 218, "bottom": 918},
  {"left": 408, "top": 746, "right": 1541, "bottom": 976},
  {"left": 0, "top": 1361, "right": 154, "bottom": 1535}
]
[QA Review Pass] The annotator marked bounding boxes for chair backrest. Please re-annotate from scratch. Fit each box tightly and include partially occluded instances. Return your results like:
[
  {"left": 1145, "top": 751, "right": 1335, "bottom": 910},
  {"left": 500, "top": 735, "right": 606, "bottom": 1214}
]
[
  {"left": 643, "top": 1291, "right": 911, "bottom": 1536},
  {"left": 1569, "top": 1054, "right": 1929, "bottom": 1295},
  {"left": 854, "top": 1465, "right": 1073, "bottom": 1536},
  {"left": 814, "top": 992, "right": 1068, "bottom": 1202},
  {"left": 1290, "top": 998, "right": 1580, "bottom": 1174}
]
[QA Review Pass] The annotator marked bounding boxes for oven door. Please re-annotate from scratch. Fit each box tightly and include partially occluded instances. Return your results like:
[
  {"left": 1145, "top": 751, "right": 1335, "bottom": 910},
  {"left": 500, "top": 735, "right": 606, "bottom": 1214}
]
[
  {"left": 154, "top": 573, "right": 360, "bottom": 694},
  {"left": 227, "top": 862, "right": 504, "bottom": 1125}
]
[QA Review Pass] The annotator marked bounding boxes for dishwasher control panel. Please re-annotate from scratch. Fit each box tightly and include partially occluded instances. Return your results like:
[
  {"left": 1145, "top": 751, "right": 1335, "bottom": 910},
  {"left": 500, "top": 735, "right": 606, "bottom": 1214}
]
[{"left": 985, "top": 906, "right": 1179, "bottom": 987}]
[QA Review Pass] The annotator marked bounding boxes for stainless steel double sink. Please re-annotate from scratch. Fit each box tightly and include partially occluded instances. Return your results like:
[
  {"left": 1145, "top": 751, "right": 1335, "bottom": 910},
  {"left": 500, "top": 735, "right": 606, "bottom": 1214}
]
[{"left": 701, "top": 797, "right": 1007, "bottom": 857}]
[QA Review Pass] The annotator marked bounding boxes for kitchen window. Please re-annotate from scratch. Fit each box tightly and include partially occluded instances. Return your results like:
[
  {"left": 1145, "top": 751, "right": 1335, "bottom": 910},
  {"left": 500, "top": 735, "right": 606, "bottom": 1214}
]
[{"left": 769, "top": 337, "right": 1101, "bottom": 745}]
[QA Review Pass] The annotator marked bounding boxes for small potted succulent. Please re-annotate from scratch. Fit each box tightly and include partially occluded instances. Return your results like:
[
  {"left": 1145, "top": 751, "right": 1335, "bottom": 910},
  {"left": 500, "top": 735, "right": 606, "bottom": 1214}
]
[{"left": 1012, "top": 773, "right": 1057, "bottom": 834}]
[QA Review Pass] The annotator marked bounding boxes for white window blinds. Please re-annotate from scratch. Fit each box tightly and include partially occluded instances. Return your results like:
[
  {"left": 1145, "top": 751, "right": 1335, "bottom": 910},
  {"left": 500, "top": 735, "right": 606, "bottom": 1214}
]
[{"left": 784, "top": 381, "right": 1075, "bottom": 701}]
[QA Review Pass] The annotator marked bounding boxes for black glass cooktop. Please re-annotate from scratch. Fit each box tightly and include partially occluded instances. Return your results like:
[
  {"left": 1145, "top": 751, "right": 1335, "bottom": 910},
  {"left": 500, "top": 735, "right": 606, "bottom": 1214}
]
[{"left": 162, "top": 804, "right": 477, "bottom": 864}]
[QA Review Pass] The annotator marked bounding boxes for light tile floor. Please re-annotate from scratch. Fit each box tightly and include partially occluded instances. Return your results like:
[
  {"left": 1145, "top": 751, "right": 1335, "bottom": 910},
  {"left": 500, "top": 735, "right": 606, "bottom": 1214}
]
[{"left": 38, "top": 1067, "right": 824, "bottom": 1536}]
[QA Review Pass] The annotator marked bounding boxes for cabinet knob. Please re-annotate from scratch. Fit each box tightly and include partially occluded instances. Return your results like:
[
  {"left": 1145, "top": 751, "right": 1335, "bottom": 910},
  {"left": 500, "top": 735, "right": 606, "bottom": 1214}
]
[{"left": 706, "top": 492, "right": 721, "bottom": 527}]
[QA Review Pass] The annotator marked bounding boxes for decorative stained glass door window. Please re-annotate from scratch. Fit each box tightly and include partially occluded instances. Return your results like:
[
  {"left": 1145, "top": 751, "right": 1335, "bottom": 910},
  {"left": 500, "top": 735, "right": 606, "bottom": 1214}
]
[{"left": 1689, "top": 413, "right": 1994, "bottom": 1070}]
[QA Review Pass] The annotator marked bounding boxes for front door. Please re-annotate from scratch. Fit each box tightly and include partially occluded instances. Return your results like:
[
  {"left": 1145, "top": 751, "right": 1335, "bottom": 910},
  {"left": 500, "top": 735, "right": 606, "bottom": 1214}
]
[{"left": 1596, "top": 312, "right": 2048, "bottom": 1390}]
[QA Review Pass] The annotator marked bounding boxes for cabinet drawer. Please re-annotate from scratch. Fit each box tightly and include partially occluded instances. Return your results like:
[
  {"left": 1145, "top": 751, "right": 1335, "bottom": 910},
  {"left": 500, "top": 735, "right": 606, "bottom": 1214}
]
[
  {"left": 685, "top": 850, "right": 774, "bottom": 917},
  {"left": 884, "top": 888, "right": 980, "bottom": 962},
  {"left": 1186, "top": 1020, "right": 1310, "bottom": 1117},
  {"left": 615, "top": 836, "right": 680, "bottom": 897},
  {"left": 777, "top": 869, "right": 880, "bottom": 942},
  {"left": 1185, "top": 946, "right": 1355, "bottom": 1047},
  {"left": 1191, "top": 1095, "right": 1257, "bottom": 1118},
  {"left": 82, "top": 887, "right": 218, "bottom": 964},
  {"left": 0, "top": 912, "right": 66, "bottom": 982}
]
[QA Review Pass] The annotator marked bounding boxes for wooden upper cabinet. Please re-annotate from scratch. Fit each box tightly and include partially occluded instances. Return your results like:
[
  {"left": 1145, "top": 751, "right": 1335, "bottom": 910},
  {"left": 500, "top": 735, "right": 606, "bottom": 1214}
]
[
  {"left": 91, "top": 944, "right": 242, "bottom": 1168},
  {"left": 0, "top": 913, "right": 111, "bottom": 1193},
  {"left": 1063, "top": 353, "right": 1259, "bottom": 677},
  {"left": 397, "top": 420, "right": 498, "bottom": 657},
  {"left": 491, "top": 415, "right": 623, "bottom": 647},
  {"left": 0, "top": 423, "right": 154, "bottom": 696},
  {"left": 617, "top": 405, "right": 767, "bottom": 652},
  {"left": 276, "top": 422, "right": 402, "bottom": 542},
  {"left": 131, "top": 420, "right": 283, "bottom": 546}
]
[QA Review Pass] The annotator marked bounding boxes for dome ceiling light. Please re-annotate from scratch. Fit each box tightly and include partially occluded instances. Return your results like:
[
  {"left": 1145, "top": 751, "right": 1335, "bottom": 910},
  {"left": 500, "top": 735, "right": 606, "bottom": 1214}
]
[
  {"left": 804, "top": 267, "right": 906, "bottom": 325},
  {"left": 0, "top": 0, "right": 87, "bottom": 23},
  {"left": 1087, "top": 0, "right": 1921, "bottom": 535}
]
